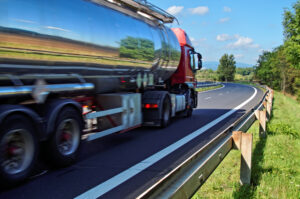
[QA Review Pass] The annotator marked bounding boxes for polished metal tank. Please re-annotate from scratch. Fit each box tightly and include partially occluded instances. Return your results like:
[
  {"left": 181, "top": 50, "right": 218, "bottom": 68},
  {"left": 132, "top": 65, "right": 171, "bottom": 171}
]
[{"left": 0, "top": 0, "right": 181, "bottom": 92}]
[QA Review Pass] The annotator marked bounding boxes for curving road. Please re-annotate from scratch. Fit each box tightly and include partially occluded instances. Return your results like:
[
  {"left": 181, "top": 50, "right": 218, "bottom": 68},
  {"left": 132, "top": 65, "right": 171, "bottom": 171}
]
[{"left": 0, "top": 83, "right": 264, "bottom": 199}]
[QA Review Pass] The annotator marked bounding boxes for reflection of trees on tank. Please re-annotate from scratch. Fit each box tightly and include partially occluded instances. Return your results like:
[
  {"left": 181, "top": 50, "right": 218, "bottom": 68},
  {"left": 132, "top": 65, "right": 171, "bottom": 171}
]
[
  {"left": 160, "top": 41, "right": 169, "bottom": 60},
  {"left": 119, "top": 37, "right": 154, "bottom": 61},
  {"left": 170, "top": 47, "right": 181, "bottom": 61},
  {"left": 161, "top": 41, "right": 180, "bottom": 61}
]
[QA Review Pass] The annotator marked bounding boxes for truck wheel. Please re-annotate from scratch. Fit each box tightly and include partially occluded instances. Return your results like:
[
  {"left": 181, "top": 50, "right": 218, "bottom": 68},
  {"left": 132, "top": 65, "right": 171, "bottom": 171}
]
[
  {"left": 160, "top": 97, "right": 171, "bottom": 128},
  {"left": 0, "top": 115, "right": 38, "bottom": 186},
  {"left": 47, "top": 107, "right": 82, "bottom": 167},
  {"left": 184, "top": 99, "right": 194, "bottom": 118}
]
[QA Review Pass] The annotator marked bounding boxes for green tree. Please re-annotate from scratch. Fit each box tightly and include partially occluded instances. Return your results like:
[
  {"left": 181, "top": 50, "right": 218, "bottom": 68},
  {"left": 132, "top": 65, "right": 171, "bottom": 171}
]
[
  {"left": 255, "top": 49, "right": 283, "bottom": 90},
  {"left": 283, "top": 0, "right": 300, "bottom": 69},
  {"left": 235, "top": 67, "right": 254, "bottom": 81},
  {"left": 254, "top": 1, "right": 300, "bottom": 100},
  {"left": 236, "top": 67, "right": 254, "bottom": 76},
  {"left": 217, "top": 54, "right": 236, "bottom": 81}
]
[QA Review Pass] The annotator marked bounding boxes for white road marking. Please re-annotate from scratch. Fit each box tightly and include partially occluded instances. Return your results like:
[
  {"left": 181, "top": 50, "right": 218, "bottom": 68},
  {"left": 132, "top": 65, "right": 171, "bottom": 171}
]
[
  {"left": 75, "top": 86, "right": 258, "bottom": 199},
  {"left": 219, "top": 93, "right": 223, "bottom": 95},
  {"left": 205, "top": 97, "right": 211, "bottom": 100}
]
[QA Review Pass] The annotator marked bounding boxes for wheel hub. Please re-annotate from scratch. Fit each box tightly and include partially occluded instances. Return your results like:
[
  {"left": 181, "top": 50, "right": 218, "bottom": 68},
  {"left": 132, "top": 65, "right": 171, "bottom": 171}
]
[
  {"left": 61, "top": 131, "right": 72, "bottom": 141},
  {"left": 57, "top": 119, "right": 80, "bottom": 156},
  {"left": 7, "top": 145, "right": 23, "bottom": 156}
]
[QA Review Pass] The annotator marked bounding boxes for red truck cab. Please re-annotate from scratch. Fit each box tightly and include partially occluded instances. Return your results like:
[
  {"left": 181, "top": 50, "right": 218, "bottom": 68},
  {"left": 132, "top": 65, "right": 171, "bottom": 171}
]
[{"left": 170, "top": 28, "right": 202, "bottom": 88}]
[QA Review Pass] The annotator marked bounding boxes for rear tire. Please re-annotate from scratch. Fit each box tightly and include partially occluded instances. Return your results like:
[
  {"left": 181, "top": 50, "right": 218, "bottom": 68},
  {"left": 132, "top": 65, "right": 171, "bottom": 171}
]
[
  {"left": 0, "top": 115, "right": 38, "bottom": 187},
  {"left": 46, "top": 107, "right": 82, "bottom": 167},
  {"left": 160, "top": 97, "right": 171, "bottom": 128}
]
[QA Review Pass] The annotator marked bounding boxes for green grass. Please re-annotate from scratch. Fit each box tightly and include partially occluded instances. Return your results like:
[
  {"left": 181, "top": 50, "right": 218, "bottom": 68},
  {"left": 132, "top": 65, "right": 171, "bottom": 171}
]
[
  {"left": 192, "top": 91, "right": 300, "bottom": 199},
  {"left": 196, "top": 84, "right": 223, "bottom": 92}
]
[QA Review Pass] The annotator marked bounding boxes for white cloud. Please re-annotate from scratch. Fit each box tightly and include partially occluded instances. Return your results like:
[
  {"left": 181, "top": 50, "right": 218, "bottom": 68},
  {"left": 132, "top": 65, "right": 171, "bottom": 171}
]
[
  {"left": 12, "top": 18, "right": 36, "bottom": 24},
  {"left": 189, "top": 6, "right": 209, "bottom": 15},
  {"left": 219, "top": 17, "right": 230, "bottom": 23},
  {"left": 258, "top": 49, "right": 264, "bottom": 53},
  {"left": 228, "top": 35, "right": 260, "bottom": 49},
  {"left": 217, "top": 34, "right": 260, "bottom": 49},
  {"left": 44, "top": 26, "right": 70, "bottom": 32},
  {"left": 216, "top": 34, "right": 232, "bottom": 41},
  {"left": 253, "top": 57, "right": 259, "bottom": 63},
  {"left": 166, "top": 6, "right": 184, "bottom": 15},
  {"left": 234, "top": 54, "right": 244, "bottom": 59},
  {"left": 190, "top": 37, "right": 207, "bottom": 47},
  {"left": 224, "top": 6, "right": 232, "bottom": 12},
  {"left": 258, "top": 48, "right": 271, "bottom": 53}
]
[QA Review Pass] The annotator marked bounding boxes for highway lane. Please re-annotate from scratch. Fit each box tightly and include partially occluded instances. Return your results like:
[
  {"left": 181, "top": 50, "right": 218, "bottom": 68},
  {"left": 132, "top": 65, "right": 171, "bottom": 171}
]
[{"left": 0, "top": 83, "right": 264, "bottom": 199}]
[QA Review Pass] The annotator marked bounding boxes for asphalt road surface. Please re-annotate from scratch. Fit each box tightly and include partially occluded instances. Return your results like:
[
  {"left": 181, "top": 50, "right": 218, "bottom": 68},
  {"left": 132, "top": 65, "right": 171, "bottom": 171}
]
[{"left": 0, "top": 83, "right": 264, "bottom": 199}]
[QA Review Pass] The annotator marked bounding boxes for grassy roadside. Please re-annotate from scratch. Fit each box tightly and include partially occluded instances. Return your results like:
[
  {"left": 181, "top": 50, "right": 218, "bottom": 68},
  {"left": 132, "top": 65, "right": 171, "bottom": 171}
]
[
  {"left": 196, "top": 84, "right": 223, "bottom": 92},
  {"left": 192, "top": 91, "right": 300, "bottom": 199}
]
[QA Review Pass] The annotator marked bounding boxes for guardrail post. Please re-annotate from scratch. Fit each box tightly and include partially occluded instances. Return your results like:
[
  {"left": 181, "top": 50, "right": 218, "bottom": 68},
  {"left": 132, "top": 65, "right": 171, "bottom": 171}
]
[
  {"left": 232, "top": 131, "right": 253, "bottom": 185},
  {"left": 240, "top": 133, "right": 252, "bottom": 185},
  {"left": 232, "top": 131, "right": 242, "bottom": 150},
  {"left": 255, "top": 110, "right": 266, "bottom": 138},
  {"left": 263, "top": 101, "right": 269, "bottom": 121},
  {"left": 267, "top": 90, "right": 273, "bottom": 117},
  {"left": 263, "top": 100, "right": 272, "bottom": 121},
  {"left": 269, "top": 89, "right": 274, "bottom": 99}
]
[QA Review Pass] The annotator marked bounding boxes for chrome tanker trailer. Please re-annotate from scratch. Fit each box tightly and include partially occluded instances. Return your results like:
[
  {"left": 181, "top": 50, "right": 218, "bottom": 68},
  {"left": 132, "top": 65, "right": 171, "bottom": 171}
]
[{"left": 0, "top": 0, "right": 202, "bottom": 185}]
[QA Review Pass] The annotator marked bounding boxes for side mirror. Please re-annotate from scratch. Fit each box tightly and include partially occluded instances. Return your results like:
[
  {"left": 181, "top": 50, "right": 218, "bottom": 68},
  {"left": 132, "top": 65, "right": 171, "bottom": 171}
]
[{"left": 197, "top": 53, "right": 202, "bottom": 70}]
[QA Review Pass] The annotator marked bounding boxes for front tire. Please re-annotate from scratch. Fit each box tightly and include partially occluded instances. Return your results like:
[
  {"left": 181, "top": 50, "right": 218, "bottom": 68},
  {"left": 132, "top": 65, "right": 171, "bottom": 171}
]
[
  {"left": 0, "top": 114, "right": 38, "bottom": 186},
  {"left": 184, "top": 98, "right": 194, "bottom": 118},
  {"left": 46, "top": 107, "right": 82, "bottom": 167}
]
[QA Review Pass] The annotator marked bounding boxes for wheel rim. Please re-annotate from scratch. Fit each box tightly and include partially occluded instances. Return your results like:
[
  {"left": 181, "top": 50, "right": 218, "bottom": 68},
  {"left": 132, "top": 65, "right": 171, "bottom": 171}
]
[
  {"left": 57, "top": 119, "right": 80, "bottom": 156},
  {"left": 1, "top": 129, "right": 34, "bottom": 175}
]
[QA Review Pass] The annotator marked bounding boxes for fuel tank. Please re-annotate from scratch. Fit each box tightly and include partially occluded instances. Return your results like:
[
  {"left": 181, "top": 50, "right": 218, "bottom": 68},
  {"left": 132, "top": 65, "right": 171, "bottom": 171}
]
[{"left": 0, "top": 0, "right": 181, "bottom": 92}]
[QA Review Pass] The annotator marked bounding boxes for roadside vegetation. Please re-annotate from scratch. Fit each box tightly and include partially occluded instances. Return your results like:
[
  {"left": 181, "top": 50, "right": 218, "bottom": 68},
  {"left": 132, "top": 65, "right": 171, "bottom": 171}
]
[
  {"left": 192, "top": 91, "right": 300, "bottom": 199},
  {"left": 196, "top": 67, "right": 254, "bottom": 83},
  {"left": 195, "top": 84, "right": 223, "bottom": 92},
  {"left": 196, "top": 69, "right": 218, "bottom": 82},
  {"left": 254, "top": 1, "right": 300, "bottom": 101}
]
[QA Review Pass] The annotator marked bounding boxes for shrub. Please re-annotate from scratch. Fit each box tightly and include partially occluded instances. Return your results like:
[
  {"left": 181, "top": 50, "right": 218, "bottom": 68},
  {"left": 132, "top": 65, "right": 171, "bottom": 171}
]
[{"left": 267, "top": 122, "right": 299, "bottom": 138}]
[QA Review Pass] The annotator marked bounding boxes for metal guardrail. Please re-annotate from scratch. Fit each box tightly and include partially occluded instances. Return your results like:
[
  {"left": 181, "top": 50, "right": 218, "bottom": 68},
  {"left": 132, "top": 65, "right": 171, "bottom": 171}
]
[
  {"left": 138, "top": 85, "right": 274, "bottom": 199},
  {"left": 196, "top": 81, "right": 221, "bottom": 88}
]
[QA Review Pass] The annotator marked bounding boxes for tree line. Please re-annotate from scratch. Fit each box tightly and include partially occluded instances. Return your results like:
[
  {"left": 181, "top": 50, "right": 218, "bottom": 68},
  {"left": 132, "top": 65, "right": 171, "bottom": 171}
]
[{"left": 255, "top": 1, "right": 300, "bottom": 100}]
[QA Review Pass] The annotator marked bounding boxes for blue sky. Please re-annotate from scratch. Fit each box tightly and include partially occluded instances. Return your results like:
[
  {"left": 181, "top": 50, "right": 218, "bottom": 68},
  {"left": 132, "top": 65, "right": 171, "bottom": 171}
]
[{"left": 150, "top": 0, "right": 296, "bottom": 65}]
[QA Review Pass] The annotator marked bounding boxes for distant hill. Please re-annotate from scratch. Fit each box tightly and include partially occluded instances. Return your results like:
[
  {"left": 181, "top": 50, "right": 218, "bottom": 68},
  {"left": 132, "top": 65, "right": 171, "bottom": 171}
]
[{"left": 202, "top": 61, "right": 254, "bottom": 71}]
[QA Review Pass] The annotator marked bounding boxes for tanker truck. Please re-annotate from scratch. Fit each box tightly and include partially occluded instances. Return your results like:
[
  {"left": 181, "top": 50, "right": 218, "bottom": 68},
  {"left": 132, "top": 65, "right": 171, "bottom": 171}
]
[{"left": 0, "top": 0, "right": 202, "bottom": 185}]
